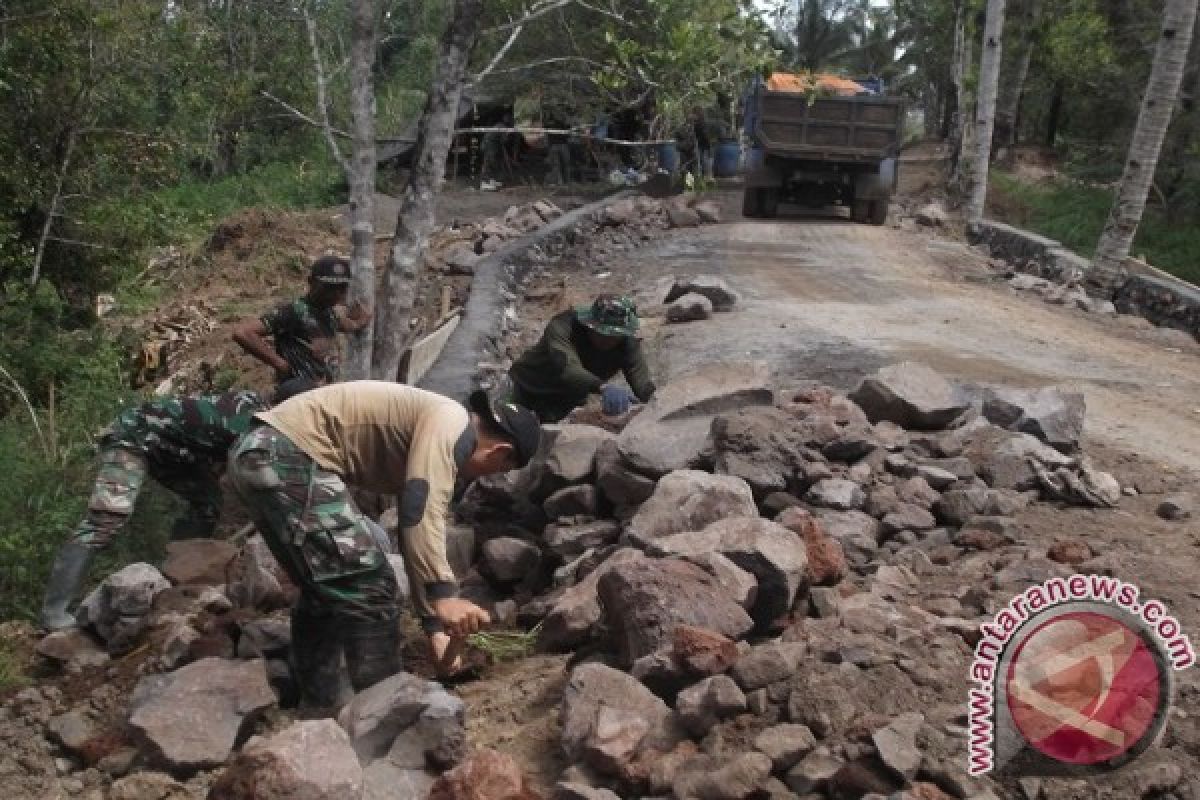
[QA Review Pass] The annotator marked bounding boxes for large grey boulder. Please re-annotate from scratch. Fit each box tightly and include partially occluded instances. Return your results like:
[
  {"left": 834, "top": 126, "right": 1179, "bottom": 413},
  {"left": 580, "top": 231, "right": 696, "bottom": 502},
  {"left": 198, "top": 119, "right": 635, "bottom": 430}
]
[
  {"left": 675, "top": 675, "right": 747, "bottom": 736},
  {"left": 982, "top": 386, "right": 1086, "bottom": 453},
  {"left": 804, "top": 479, "right": 866, "bottom": 511},
  {"left": 597, "top": 557, "right": 754, "bottom": 666},
  {"left": 544, "top": 519, "right": 621, "bottom": 559},
  {"left": 227, "top": 534, "right": 292, "bottom": 612},
  {"left": 336, "top": 671, "right": 465, "bottom": 767},
  {"left": 481, "top": 537, "right": 542, "bottom": 585},
  {"left": 128, "top": 657, "right": 276, "bottom": 772},
  {"left": 646, "top": 516, "right": 808, "bottom": 627},
  {"left": 625, "top": 470, "right": 757, "bottom": 546},
  {"left": 848, "top": 362, "right": 971, "bottom": 430},
  {"left": 617, "top": 362, "right": 773, "bottom": 476},
  {"left": 545, "top": 425, "right": 616, "bottom": 484},
  {"left": 811, "top": 510, "right": 882, "bottom": 565},
  {"left": 561, "top": 663, "right": 681, "bottom": 777},
  {"left": 667, "top": 292, "right": 714, "bottom": 323},
  {"left": 209, "top": 719, "right": 362, "bottom": 800},
  {"left": 961, "top": 426, "right": 1073, "bottom": 490},
  {"left": 672, "top": 752, "right": 773, "bottom": 800},
  {"left": 77, "top": 563, "right": 170, "bottom": 654},
  {"left": 595, "top": 438, "right": 657, "bottom": 513},
  {"left": 710, "top": 407, "right": 819, "bottom": 497}
]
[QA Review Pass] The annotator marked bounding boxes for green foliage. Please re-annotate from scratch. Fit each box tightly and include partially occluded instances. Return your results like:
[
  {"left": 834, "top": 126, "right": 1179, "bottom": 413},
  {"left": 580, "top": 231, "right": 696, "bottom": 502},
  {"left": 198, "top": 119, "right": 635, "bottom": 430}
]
[
  {"left": 990, "top": 170, "right": 1200, "bottom": 285},
  {"left": 0, "top": 637, "right": 28, "bottom": 691}
]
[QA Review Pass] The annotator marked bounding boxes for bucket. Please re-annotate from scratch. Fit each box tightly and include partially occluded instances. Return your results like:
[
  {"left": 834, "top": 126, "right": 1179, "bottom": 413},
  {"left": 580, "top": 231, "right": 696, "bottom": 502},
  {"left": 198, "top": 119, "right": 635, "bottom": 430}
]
[
  {"left": 656, "top": 142, "right": 679, "bottom": 173},
  {"left": 714, "top": 140, "right": 741, "bottom": 177}
]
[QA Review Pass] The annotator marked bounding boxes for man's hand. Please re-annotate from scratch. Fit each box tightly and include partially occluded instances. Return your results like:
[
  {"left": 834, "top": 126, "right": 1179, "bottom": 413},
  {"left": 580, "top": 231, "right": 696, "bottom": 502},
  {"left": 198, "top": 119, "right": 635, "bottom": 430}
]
[
  {"left": 601, "top": 385, "right": 636, "bottom": 416},
  {"left": 433, "top": 597, "right": 490, "bottom": 638},
  {"left": 429, "top": 631, "right": 464, "bottom": 677}
]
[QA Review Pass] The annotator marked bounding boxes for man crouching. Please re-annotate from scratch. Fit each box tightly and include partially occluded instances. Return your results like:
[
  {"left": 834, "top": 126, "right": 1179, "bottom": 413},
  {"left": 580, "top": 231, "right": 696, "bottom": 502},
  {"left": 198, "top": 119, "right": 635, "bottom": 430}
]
[{"left": 227, "top": 381, "right": 541, "bottom": 710}]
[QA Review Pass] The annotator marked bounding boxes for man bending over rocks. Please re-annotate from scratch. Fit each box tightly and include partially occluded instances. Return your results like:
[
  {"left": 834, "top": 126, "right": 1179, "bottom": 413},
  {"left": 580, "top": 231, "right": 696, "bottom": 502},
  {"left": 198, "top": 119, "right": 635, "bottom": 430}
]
[
  {"left": 227, "top": 381, "right": 541, "bottom": 710},
  {"left": 506, "top": 294, "right": 656, "bottom": 422},
  {"left": 40, "top": 385, "right": 310, "bottom": 631}
]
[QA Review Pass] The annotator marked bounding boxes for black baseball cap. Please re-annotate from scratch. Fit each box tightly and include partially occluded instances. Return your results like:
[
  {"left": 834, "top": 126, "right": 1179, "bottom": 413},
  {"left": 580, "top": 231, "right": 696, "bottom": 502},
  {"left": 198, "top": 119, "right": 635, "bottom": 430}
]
[
  {"left": 468, "top": 389, "right": 542, "bottom": 467},
  {"left": 310, "top": 254, "right": 352, "bottom": 285}
]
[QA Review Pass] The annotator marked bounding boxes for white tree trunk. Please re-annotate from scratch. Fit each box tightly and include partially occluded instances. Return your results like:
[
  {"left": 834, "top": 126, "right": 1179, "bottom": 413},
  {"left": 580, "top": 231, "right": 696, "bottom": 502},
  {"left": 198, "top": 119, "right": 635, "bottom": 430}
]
[
  {"left": 371, "top": 0, "right": 484, "bottom": 381},
  {"left": 1092, "top": 0, "right": 1199, "bottom": 284},
  {"left": 948, "top": 0, "right": 970, "bottom": 187},
  {"left": 343, "top": 0, "right": 378, "bottom": 380},
  {"left": 965, "top": 0, "right": 1007, "bottom": 224},
  {"left": 995, "top": 0, "right": 1040, "bottom": 149}
]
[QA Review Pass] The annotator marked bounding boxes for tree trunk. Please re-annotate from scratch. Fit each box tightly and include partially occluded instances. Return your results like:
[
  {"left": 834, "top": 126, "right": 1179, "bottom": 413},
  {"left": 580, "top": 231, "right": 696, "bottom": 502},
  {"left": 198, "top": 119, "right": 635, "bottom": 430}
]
[
  {"left": 1092, "top": 0, "right": 1198, "bottom": 284},
  {"left": 1044, "top": 80, "right": 1064, "bottom": 146},
  {"left": 965, "top": 0, "right": 1007, "bottom": 225},
  {"left": 371, "top": 0, "right": 484, "bottom": 381},
  {"left": 948, "top": 0, "right": 970, "bottom": 185},
  {"left": 343, "top": 0, "right": 378, "bottom": 381},
  {"left": 994, "top": 0, "right": 1040, "bottom": 150}
]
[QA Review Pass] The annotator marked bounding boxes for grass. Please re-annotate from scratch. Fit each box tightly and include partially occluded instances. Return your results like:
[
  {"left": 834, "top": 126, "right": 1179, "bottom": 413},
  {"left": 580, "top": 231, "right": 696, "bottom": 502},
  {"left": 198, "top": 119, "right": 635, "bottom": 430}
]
[
  {"left": 988, "top": 170, "right": 1200, "bottom": 285},
  {"left": 468, "top": 623, "right": 543, "bottom": 662},
  {"left": 0, "top": 628, "right": 30, "bottom": 691}
]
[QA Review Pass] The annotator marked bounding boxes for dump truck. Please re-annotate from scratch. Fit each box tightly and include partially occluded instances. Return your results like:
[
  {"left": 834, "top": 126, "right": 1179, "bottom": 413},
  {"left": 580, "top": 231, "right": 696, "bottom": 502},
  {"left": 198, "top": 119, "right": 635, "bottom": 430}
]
[{"left": 742, "top": 75, "right": 904, "bottom": 224}]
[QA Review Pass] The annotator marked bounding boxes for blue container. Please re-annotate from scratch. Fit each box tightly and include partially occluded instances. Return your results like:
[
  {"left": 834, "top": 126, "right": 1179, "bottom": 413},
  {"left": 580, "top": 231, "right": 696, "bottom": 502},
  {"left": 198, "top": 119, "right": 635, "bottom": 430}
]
[
  {"left": 744, "top": 146, "right": 765, "bottom": 172},
  {"left": 714, "top": 140, "right": 741, "bottom": 177},
  {"left": 656, "top": 142, "right": 679, "bottom": 173}
]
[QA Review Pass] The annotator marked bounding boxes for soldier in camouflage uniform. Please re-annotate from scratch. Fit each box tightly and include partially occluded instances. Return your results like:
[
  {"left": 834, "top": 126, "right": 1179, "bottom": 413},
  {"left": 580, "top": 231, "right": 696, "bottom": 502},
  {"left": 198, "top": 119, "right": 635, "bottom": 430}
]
[
  {"left": 232, "top": 255, "right": 372, "bottom": 403},
  {"left": 40, "top": 390, "right": 271, "bottom": 631},
  {"left": 227, "top": 381, "right": 542, "bottom": 709}
]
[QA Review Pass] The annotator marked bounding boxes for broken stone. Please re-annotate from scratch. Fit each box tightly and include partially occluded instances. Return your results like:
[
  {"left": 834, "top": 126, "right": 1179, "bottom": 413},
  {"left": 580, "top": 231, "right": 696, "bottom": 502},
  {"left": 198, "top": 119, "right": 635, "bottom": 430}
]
[
  {"left": 981, "top": 387, "right": 1086, "bottom": 453},
  {"left": 896, "top": 476, "right": 942, "bottom": 509},
  {"left": 209, "top": 719, "right": 362, "bottom": 800},
  {"left": 872, "top": 713, "right": 924, "bottom": 781},
  {"left": 336, "top": 671, "right": 465, "bottom": 767},
  {"left": 804, "top": 479, "right": 866, "bottom": 511},
  {"left": 108, "top": 773, "right": 191, "bottom": 800},
  {"left": 675, "top": 674, "right": 747, "bottom": 736},
  {"left": 682, "top": 551, "right": 759, "bottom": 610},
  {"left": 672, "top": 625, "right": 741, "bottom": 676},
  {"left": 1046, "top": 537, "right": 1094, "bottom": 565},
  {"left": 554, "top": 783, "right": 620, "bottom": 800},
  {"left": 916, "top": 203, "right": 947, "bottom": 227},
  {"left": 626, "top": 470, "right": 757, "bottom": 545},
  {"left": 46, "top": 707, "right": 100, "bottom": 760},
  {"left": 962, "top": 427, "right": 1072, "bottom": 491},
  {"left": 1157, "top": 494, "right": 1194, "bottom": 520},
  {"left": 235, "top": 617, "right": 290, "bottom": 660},
  {"left": 693, "top": 201, "right": 722, "bottom": 224},
  {"left": 363, "top": 762, "right": 435, "bottom": 800},
  {"left": 731, "top": 641, "right": 807, "bottom": 690},
  {"left": 786, "top": 747, "right": 841, "bottom": 794},
  {"left": 881, "top": 504, "right": 937, "bottom": 536},
  {"left": 711, "top": 407, "right": 817, "bottom": 497},
  {"left": 540, "top": 549, "right": 646, "bottom": 650},
  {"left": 776, "top": 507, "right": 848, "bottom": 587},
  {"left": 544, "top": 485, "right": 599, "bottom": 520},
  {"left": 128, "top": 657, "right": 276, "bottom": 772},
  {"left": 848, "top": 362, "right": 971, "bottom": 430},
  {"left": 645, "top": 516, "right": 807, "bottom": 627},
  {"left": 936, "top": 488, "right": 1029, "bottom": 526},
  {"left": 914, "top": 465, "right": 957, "bottom": 491},
  {"left": 666, "top": 292, "right": 714, "bottom": 323},
  {"left": 865, "top": 485, "right": 900, "bottom": 518},
  {"left": 77, "top": 562, "right": 171, "bottom": 654},
  {"left": 594, "top": 438, "right": 657, "bottom": 512},
  {"left": 617, "top": 362, "right": 772, "bottom": 477},
  {"left": 809, "top": 587, "right": 842, "bottom": 618},
  {"left": 162, "top": 539, "right": 238, "bottom": 586},
  {"left": 672, "top": 752, "right": 772, "bottom": 800},
  {"left": 1035, "top": 457, "right": 1121, "bottom": 508},
  {"left": 428, "top": 748, "right": 541, "bottom": 800},
  {"left": 561, "top": 663, "right": 680, "bottom": 777},
  {"left": 545, "top": 425, "right": 616, "bottom": 485},
  {"left": 812, "top": 510, "right": 882, "bottom": 565},
  {"left": 667, "top": 205, "right": 703, "bottom": 228},
  {"left": 544, "top": 519, "right": 621, "bottom": 559},
  {"left": 665, "top": 274, "right": 739, "bottom": 311},
  {"left": 35, "top": 628, "right": 110, "bottom": 671},
  {"left": 482, "top": 537, "right": 542, "bottom": 585},
  {"left": 598, "top": 558, "right": 754, "bottom": 666},
  {"left": 227, "top": 534, "right": 292, "bottom": 612},
  {"left": 754, "top": 723, "right": 817, "bottom": 771}
]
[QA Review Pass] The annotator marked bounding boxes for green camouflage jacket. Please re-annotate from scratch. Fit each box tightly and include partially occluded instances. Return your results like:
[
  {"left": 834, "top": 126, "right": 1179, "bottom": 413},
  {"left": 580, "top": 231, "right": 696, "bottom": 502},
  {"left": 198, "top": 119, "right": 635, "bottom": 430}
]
[
  {"left": 104, "top": 390, "right": 266, "bottom": 468},
  {"left": 261, "top": 298, "right": 342, "bottom": 383}
]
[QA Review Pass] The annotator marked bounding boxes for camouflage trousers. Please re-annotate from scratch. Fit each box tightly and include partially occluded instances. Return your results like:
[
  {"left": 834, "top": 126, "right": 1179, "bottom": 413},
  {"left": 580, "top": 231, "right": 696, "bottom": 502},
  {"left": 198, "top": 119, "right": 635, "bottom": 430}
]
[
  {"left": 227, "top": 424, "right": 398, "bottom": 621},
  {"left": 73, "top": 445, "right": 222, "bottom": 549}
]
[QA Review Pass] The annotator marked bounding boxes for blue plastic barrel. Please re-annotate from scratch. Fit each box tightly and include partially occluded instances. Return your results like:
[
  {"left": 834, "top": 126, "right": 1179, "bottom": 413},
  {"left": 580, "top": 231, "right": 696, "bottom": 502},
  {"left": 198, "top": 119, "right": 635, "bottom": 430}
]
[
  {"left": 714, "top": 140, "right": 741, "bottom": 176},
  {"left": 656, "top": 142, "right": 679, "bottom": 173}
]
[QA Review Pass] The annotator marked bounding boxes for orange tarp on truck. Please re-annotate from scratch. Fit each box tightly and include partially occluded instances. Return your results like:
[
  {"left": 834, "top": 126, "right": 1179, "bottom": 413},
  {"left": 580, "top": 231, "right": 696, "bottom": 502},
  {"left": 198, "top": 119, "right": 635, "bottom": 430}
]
[{"left": 765, "top": 72, "right": 865, "bottom": 96}]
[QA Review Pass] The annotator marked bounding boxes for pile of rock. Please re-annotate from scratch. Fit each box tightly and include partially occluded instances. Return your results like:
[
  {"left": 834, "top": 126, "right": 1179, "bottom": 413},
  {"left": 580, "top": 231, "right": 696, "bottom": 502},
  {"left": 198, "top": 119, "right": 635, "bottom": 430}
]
[
  {"left": 1006, "top": 270, "right": 1117, "bottom": 315},
  {"left": 449, "top": 358, "right": 1124, "bottom": 798}
]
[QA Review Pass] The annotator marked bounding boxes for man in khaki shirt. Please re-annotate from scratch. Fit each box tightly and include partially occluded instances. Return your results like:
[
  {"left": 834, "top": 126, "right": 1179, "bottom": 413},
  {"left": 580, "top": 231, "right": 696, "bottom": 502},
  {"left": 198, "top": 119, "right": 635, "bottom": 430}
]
[{"left": 228, "top": 381, "right": 541, "bottom": 709}]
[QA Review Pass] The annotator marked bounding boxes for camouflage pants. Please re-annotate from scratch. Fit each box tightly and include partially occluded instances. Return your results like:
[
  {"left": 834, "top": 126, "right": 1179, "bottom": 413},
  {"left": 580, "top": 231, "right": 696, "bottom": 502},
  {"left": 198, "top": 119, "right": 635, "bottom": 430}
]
[
  {"left": 227, "top": 424, "right": 398, "bottom": 621},
  {"left": 72, "top": 445, "right": 221, "bottom": 549}
]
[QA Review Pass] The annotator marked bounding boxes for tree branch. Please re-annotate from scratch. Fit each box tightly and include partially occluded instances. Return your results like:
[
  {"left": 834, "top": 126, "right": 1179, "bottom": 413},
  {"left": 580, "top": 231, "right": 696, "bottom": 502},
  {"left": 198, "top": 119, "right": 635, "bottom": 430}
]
[
  {"left": 472, "top": 20, "right": 526, "bottom": 84},
  {"left": 260, "top": 90, "right": 352, "bottom": 139},
  {"left": 31, "top": 131, "right": 75, "bottom": 287},
  {"left": 304, "top": 5, "right": 350, "bottom": 176},
  {"left": 474, "top": 55, "right": 607, "bottom": 79},
  {"left": 482, "top": 0, "right": 572, "bottom": 34}
]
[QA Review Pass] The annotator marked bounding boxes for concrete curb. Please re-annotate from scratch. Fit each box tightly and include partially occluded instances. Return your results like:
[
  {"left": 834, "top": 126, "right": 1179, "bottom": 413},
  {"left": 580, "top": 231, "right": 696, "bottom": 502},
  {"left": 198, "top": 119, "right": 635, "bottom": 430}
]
[{"left": 417, "top": 189, "right": 637, "bottom": 401}]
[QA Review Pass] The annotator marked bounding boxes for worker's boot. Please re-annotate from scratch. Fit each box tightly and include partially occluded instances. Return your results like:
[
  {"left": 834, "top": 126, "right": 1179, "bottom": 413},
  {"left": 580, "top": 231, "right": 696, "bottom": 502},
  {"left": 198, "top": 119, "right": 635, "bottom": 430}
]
[
  {"left": 39, "top": 540, "right": 94, "bottom": 631},
  {"left": 343, "top": 613, "right": 401, "bottom": 693},
  {"left": 289, "top": 601, "right": 351, "bottom": 713}
]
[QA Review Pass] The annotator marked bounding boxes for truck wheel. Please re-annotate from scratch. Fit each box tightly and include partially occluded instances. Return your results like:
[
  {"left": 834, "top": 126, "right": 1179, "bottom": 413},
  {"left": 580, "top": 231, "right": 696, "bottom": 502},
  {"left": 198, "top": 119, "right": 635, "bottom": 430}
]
[
  {"left": 761, "top": 188, "right": 780, "bottom": 219},
  {"left": 851, "top": 201, "right": 870, "bottom": 224},
  {"left": 742, "top": 188, "right": 761, "bottom": 218},
  {"left": 869, "top": 200, "right": 888, "bottom": 226}
]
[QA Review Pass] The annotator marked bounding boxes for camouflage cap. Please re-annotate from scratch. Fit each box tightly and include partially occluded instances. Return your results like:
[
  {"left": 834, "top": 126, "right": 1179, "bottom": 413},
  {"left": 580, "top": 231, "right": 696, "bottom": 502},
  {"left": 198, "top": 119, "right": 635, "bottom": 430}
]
[
  {"left": 310, "top": 254, "right": 352, "bottom": 285},
  {"left": 575, "top": 294, "right": 639, "bottom": 337}
]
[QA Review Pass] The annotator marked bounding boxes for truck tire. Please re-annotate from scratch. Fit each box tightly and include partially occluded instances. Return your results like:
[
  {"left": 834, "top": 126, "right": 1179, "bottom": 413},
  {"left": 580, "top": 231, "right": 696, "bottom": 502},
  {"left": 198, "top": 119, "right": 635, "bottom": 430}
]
[
  {"left": 742, "top": 188, "right": 761, "bottom": 218},
  {"left": 761, "top": 188, "right": 780, "bottom": 219},
  {"left": 850, "top": 200, "right": 870, "bottom": 224},
  {"left": 869, "top": 200, "right": 888, "bottom": 226}
]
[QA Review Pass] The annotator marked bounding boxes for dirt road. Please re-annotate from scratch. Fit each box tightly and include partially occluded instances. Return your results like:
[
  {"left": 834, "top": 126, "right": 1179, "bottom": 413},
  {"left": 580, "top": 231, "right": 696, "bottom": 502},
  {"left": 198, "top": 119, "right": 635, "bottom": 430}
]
[{"left": 630, "top": 203, "right": 1200, "bottom": 473}]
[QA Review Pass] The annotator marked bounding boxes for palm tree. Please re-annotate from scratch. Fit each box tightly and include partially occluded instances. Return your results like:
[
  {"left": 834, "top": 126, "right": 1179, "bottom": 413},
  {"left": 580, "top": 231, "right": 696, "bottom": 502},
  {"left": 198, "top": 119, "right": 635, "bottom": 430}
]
[
  {"left": 789, "top": 0, "right": 864, "bottom": 71},
  {"left": 1092, "top": 0, "right": 1199, "bottom": 285}
]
